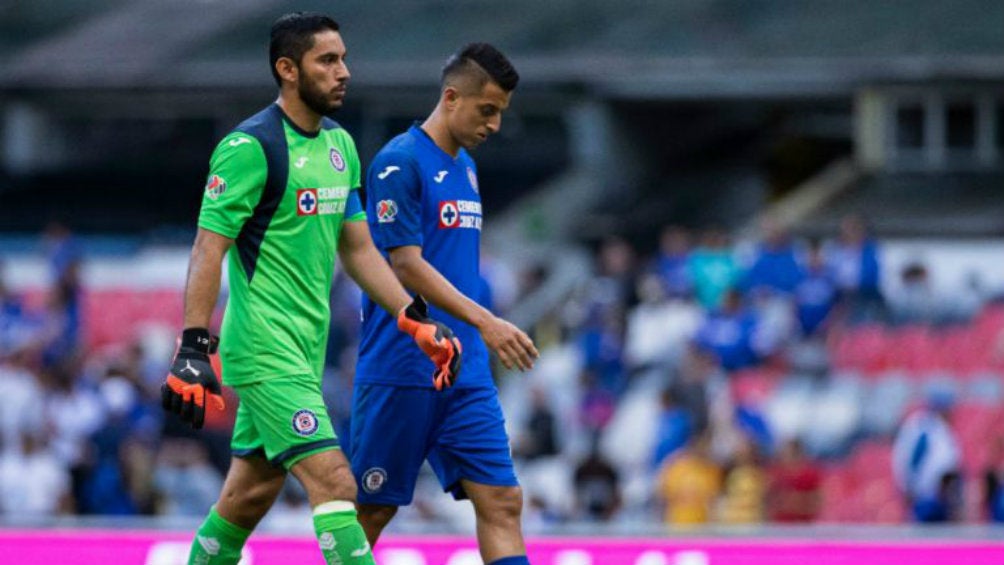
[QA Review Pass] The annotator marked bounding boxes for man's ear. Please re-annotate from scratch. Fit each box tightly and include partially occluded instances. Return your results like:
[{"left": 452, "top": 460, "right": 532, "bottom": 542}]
[
  {"left": 443, "top": 86, "right": 461, "bottom": 110},
  {"left": 275, "top": 57, "right": 299, "bottom": 85}
]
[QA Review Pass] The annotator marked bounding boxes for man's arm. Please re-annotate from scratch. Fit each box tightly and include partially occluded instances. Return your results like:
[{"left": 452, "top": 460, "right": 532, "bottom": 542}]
[
  {"left": 162, "top": 227, "right": 230, "bottom": 430},
  {"left": 339, "top": 221, "right": 462, "bottom": 389},
  {"left": 388, "top": 245, "right": 538, "bottom": 371},
  {"left": 183, "top": 228, "right": 232, "bottom": 329},
  {"left": 337, "top": 221, "right": 412, "bottom": 315}
]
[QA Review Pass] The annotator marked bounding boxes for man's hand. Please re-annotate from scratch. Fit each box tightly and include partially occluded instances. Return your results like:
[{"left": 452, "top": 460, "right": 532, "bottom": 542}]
[
  {"left": 162, "top": 328, "right": 226, "bottom": 429},
  {"left": 478, "top": 315, "right": 539, "bottom": 371},
  {"left": 397, "top": 297, "right": 462, "bottom": 390}
]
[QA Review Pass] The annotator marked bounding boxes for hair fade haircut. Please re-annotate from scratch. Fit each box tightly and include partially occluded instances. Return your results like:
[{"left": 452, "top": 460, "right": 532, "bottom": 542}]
[
  {"left": 269, "top": 12, "right": 340, "bottom": 86},
  {"left": 441, "top": 43, "right": 519, "bottom": 93}
]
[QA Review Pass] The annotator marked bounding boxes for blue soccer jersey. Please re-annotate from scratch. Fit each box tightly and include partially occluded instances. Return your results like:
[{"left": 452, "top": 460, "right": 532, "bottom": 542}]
[{"left": 356, "top": 125, "right": 491, "bottom": 389}]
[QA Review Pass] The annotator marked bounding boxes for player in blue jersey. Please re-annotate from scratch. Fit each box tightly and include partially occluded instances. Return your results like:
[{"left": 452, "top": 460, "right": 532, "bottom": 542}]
[{"left": 352, "top": 44, "right": 539, "bottom": 565}]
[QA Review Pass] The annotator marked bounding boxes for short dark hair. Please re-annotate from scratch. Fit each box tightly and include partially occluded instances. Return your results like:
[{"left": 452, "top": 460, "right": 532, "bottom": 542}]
[
  {"left": 441, "top": 43, "right": 519, "bottom": 93},
  {"left": 269, "top": 12, "right": 340, "bottom": 86}
]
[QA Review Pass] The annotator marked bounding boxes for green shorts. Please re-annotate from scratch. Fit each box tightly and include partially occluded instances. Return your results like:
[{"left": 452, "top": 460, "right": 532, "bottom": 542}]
[{"left": 230, "top": 375, "right": 340, "bottom": 470}]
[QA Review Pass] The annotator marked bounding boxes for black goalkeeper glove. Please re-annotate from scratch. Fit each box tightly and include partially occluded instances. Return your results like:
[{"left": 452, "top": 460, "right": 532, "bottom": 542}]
[{"left": 161, "top": 328, "right": 225, "bottom": 429}]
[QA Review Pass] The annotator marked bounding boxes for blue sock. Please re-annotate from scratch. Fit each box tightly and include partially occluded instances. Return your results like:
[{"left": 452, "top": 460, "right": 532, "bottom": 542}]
[{"left": 489, "top": 557, "right": 530, "bottom": 565}]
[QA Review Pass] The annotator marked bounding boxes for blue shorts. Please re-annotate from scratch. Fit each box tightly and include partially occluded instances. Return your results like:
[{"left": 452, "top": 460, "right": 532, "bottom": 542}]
[{"left": 349, "top": 384, "right": 518, "bottom": 506}]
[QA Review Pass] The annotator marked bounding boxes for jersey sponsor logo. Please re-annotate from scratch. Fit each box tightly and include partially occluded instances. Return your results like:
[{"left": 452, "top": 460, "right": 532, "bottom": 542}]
[
  {"left": 228, "top": 137, "right": 251, "bottom": 147},
  {"left": 294, "top": 156, "right": 309, "bottom": 169},
  {"left": 466, "top": 166, "right": 479, "bottom": 193},
  {"left": 361, "top": 467, "right": 388, "bottom": 494},
  {"left": 377, "top": 165, "right": 400, "bottom": 180},
  {"left": 438, "top": 199, "right": 482, "bottom": 230},
  {"left": 377, "top": 199, "right": 398, "bottom": 223},
  {"left": 298, "top": 187, "right": 350, "bottom": 217},
  {"left": 434, "top": 170, "right": 449, "bottom": 183},
  {"left": 296, "top": 189, "right": 318, "bottom": 215},
  {"left": 292, "top": 409, "right": 319, "bottom": 436},
  {"left": 204, "top": 174, "right": 227, "bottom": 200},
  {"left": 329, "top": 148, "right": 346, "bottom": 172}
]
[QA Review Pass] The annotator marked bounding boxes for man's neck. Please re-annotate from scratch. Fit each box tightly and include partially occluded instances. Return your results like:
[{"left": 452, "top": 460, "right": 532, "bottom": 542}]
[
  {"left": 420, "top": 108, "right": 459, "bottom": 158},
  {"left": 277, "top": 94, "right": 322, "bottom": 134}
]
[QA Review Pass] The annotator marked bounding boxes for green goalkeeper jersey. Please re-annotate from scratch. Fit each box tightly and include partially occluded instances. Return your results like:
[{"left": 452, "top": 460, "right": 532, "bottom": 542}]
[{"left": 198, "top": 104, "right": 366, "bottom": 386}]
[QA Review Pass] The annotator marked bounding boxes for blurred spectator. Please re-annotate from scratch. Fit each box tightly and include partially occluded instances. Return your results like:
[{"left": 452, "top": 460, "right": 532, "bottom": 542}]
[
  {"left": 984, "top": 438, "right": 1004, "bottom": 522},
  {"left": 0, "top": 262, "right": 27, "bottom": 355},
  {"left": 652, "top": 387, "right": 693, "bottom": 469},
  {"left": 688, "top": 227, "right": 739, "bottom": 310},
  {"left": 578, "top": 306, "right": 627, "bottom": 394},
  {"left": 0, "top": 428, "right": 72, "bottom": 516},
  {"left": 624, "top": 273, "right": 701, "bottom": 371},
  {"left": 153, "top": 439, "right": 224, "bottom": 516},
  {"left": 669, "top": 348, "right": 720, "bottom": 436},
  {"left": 515, "top": 387, "right": 559, "bottom": 461},
  {"left": 719, "top": 435, "right": 767, "bottom": 523},
  {"left": 654, "top": 225, "right": 694, "bottom": 298},
  {"left": 42, "top": 220, "right": 83, "bottom": 364},
  {"left": 695, "top": 290, "right": 763, "bottom": 372},
  {"left": 0, "top": 351, "right": 44, "bottom": 454},
  {"left": 573, "top": 435, "right": 621, "bottom": 521},
  {"left": 43, "top": 219, "right": 83, "bottom": 288},
  {"left": 741, "top": 218, "right": 802, "bottom": 297},
  {"left": 40, "top": 360, "right": 105, "bottom": 502},
  {"left": 825, "top": 214, "right": 885, "bottom": 323},
  {"left": 767, "top": 438, "right": 822, "bottom": 522},
  {"left": 794, "top": 239, "right": 838, "bottom": 337},
  {"left": 891, "top": 388, "right": 962, "bottom": 522},
  {"left": 578, "top": 369, "right": 616, "bottom": 434},
  {"left": 656, "top": 432, "right": 722, "bottom": 525},
  {"left": 480, "top": 250, "right": 519, "bottom": 315},
  {"left": 891, "top": 261, "right": 940, "bottom": 324},
  {"left": 583, "top": 236, "right": 637, "bottom": 319}
]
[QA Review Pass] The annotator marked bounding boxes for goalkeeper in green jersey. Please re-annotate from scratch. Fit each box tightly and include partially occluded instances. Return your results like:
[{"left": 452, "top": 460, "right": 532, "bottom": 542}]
[{"left": 160, "top": 12, "right": 460, "bottom": 565}]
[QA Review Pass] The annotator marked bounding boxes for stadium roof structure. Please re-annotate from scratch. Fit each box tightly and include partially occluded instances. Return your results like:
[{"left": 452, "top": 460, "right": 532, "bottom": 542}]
[{"left": 2, "top": 0, "right": 1002, "bottom": 97}]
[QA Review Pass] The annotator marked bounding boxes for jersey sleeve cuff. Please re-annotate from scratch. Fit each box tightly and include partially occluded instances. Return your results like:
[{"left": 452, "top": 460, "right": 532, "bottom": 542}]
[
  {"left": 345, "top": 212, "right": 367, "bottom": 222},
  {"left": 197, "top": 219, "right": 241, "bottom": 240}
]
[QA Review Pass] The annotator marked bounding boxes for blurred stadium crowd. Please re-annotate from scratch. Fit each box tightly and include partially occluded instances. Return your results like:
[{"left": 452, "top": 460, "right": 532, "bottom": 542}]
[{"left": 1, "top": 213, "right": 1004, "bottom": 531}]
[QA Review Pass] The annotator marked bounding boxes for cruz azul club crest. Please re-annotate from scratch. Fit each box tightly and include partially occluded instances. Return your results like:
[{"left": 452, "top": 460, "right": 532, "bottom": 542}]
[
  {"left": 329, "top": 148, "right": 346, "bottom": 172},
  {"left": 292, "top": 409, "right": 319, "bottom": 436}
]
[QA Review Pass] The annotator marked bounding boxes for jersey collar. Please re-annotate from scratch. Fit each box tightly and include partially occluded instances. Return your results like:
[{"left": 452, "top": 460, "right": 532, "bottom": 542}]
[
  {"left": 273, "top": 104, "right": 322, "bottom": 139},
  {"left": 409, "top": 123, "right": 462, "bottom": 166}
]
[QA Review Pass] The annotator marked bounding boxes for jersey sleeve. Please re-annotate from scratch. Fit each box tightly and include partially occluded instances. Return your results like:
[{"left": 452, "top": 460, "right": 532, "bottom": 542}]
[
  {"left": 197, "top": 133, "right": 267, "bottom": 239},
  {"left": 339, "top": 130, "right": 367, "bottom": 223},
  {"left": 365, "top": 149, "right": 423, "bottom": 249}
]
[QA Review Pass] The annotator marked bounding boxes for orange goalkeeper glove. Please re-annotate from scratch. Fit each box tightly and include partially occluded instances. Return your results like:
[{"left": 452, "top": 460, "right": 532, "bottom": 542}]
[
  {"left": 161, "top": 328, "right": 226, "bottom": 429},
  {"left": 397, "top": 296, "right": 462, "bottom": 390}
]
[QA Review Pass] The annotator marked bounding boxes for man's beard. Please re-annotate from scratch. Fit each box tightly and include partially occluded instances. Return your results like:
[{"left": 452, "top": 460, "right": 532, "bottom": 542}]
[{"left": 298, "top": 76, "right": 340, "bottom": 116}]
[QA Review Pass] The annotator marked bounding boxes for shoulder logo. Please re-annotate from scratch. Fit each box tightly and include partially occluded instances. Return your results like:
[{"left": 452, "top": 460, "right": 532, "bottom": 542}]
[
  {"left": 434, "top": 170, "right": 449, "bottom": 183},
  {"left": 228, "top": 137, "right": 251, "bottom": 147},
  {"left": 377, "top": 199, "right": 398, "bottom": 223},
  {"left": 292, "top": 409, "right": 319, "bottom": 436},
  {"left": 204, "top": 174, "right": 227, "bottom": 200},
  {"left": 296, "top": 189, "right": 318, "bottom": 216},
  {"left": 329, "top": 148, "right": 346, "bottom": 172},
  {"left": 466, "top": 166, "right": 479, "bottom": 193},
  {"left": 377, "top": 165, "right": 400, "bottom": 180}
]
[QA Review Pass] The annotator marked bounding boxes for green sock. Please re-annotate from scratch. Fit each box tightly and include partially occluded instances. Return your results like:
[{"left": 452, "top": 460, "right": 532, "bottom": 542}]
[
  {"left": 187, "top": 507, "right": 252, "bottom": 565},
  {"left": 312, "top": 501, "right": 375, "bottom": 565}
]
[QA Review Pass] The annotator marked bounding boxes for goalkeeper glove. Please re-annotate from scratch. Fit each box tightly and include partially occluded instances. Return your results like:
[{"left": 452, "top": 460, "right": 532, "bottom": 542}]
[
  {"left": 397, "top": 296, "right": 462, "bottom": 390},
  {"left": 162, "top": 328, "right": 226, "bottom": 429}
]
